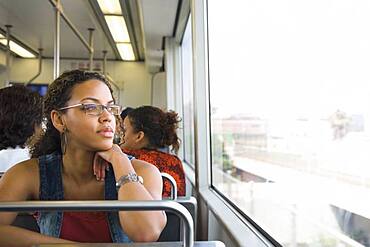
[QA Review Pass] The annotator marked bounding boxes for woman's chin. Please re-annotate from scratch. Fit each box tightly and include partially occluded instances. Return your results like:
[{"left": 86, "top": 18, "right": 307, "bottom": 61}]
[{"left": 94, "top": 142, "right": 114, "bottom": 151}]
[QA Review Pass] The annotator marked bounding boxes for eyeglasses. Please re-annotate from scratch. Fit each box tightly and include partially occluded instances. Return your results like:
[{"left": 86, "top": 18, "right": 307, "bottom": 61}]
[{"left": 58, "top": 103, "right": 121, "bottom": 116}]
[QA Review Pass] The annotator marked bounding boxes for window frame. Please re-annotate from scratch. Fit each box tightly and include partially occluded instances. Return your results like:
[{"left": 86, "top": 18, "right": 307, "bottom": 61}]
[
  {"left": 180, "top": 14, "right": 196, "bottom": 167},
  {"left": 191, "top": 0, "right": 276, "bottom": 245}
]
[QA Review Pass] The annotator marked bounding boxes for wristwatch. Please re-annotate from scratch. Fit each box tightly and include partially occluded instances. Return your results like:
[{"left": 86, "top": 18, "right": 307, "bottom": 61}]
[{"left": 116, "top": 172, "right": 144, "bottom": 191}]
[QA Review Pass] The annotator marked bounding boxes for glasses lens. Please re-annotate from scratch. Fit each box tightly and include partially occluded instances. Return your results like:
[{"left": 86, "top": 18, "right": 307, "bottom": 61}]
[
  {"left": 109, "top": 105, "right": 121, "bottom": 115},
  {"left": 83, "top": 104, "right": 120, "bottom": 116},
  {"left": 83, "top": 104, "right": 100, "bottom": 115}
]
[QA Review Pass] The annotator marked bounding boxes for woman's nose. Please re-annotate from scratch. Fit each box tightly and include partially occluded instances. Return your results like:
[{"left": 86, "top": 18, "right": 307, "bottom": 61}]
[{"left": 99, "top": 109, "right": 113, "bottom": 123}]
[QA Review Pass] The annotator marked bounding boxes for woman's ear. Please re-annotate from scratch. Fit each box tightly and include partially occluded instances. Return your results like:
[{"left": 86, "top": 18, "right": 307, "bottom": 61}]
[
  {"left": 136, "top": 131, "right": 146, "bottom": 142},
  {"left": 51, "top": 110, "right": 65, "bottom": 133}
]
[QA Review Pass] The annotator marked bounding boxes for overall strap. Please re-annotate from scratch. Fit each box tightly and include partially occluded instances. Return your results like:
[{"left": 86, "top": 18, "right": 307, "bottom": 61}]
[
  {"left": 37, "top": 152, "right": 64, "bottom": 238},
  {"left": 38, "top": 152, "right": 64, "bottom": 200}
]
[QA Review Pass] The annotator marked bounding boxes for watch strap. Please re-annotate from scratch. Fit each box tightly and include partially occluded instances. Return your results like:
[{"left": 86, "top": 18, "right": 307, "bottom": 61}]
[{"left": 116, "top": 172, "right": 143, "bottom": 190}]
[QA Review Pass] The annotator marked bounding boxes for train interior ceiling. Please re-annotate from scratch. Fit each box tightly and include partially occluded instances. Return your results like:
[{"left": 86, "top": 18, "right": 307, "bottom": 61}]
[{"left": 0, "top": 0, "right": 186, "bottom": 108}]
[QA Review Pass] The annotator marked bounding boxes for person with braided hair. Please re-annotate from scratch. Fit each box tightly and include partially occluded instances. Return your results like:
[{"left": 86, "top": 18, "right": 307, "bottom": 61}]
[{"left": 120, "top": 106, "right": 186, "bottom": 197}]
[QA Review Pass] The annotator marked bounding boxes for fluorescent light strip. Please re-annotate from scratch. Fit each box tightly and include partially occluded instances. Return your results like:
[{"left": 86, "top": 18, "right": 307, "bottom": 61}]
[
  {"left": 116, "top": 43, "right": 135, "bottom": 61},
  {"left": 97, "top": 0, "right": 122, "bottom": 15},
  {"left": 105, "top": 15, "right": 130, "bottom": 42},
  {"left": 0, "top": 39, "right": 36, "bottom": 58}
]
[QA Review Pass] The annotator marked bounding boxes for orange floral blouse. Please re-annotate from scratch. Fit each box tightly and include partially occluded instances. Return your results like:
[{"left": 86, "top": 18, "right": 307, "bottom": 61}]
[{"left": 122, "top": 148, "right": 186, "bottom": 197}]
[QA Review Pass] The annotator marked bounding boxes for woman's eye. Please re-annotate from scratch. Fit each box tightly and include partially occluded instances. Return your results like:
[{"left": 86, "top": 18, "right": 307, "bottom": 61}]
[{"left": 83, "top": 104, "right": 97, "bottom": 111}]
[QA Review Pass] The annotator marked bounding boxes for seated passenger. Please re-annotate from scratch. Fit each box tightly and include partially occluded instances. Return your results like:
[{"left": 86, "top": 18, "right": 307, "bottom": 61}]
[
  {"left": 120, "top": 106, "right": 186, "bottom": 197},
  {"left": 0, "top": 85, "right": 43, "bottom": 173},
  {"left": 120, "top": 106, "right": 134, "bottom": 120},
  {"left": 0, "top": 70, "right": 166, "bottom": 245},
  {"left": 114, "top": 107, "right": 134, "bottom": 144}
]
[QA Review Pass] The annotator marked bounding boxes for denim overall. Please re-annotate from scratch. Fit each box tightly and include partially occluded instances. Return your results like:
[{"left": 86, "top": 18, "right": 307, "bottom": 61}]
[{"left": 37, "top": 152, "right": 132, "bottom": 243}]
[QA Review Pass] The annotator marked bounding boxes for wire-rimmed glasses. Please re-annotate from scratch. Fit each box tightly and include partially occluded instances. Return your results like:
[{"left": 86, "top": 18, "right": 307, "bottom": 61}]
[{"left": 58, "top": 103, "right": 121, "bottom": 116}]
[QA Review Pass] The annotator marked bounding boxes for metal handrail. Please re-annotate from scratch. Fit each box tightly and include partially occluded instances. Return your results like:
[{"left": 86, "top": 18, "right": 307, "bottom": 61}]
[
  {"left": 26, "top": 48, "right": 43, "bottom": 85},
  {"left": 106, "top": 74, "right": 121, "bottom": 102},
  {"left": 5, "top": 25, "right": 12, "bottom": 86},
  {"left": 48, "top": 0, "right": 93, "bottom": 54},
  {"left": 161, "top": 173, "right": 178, "bottom": 200},
  {"left": 52, "top": 0, "right": 60, "bottom": 79},
  {"left": 0, "top": 200, "right": 194, "bottom": 247},
  {"left": 48, "top": 0, "right": 95, "bottom": 77}
]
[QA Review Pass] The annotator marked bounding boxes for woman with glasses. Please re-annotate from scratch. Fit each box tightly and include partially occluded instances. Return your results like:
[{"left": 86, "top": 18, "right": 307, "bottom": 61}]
[{"left": 0, "top": 70, "right": 166, "bottom": 245}]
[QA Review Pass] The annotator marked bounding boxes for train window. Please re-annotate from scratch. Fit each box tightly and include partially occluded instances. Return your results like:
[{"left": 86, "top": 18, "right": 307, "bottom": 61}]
[
  {"left": 10, "top": 82, "right": 48, "bottom": 96},
  {"left": 208, "top": 0, "right": 370, "bottom": 246},
  {"left": 181, "top": 15, "right": 195, "bottom": 167}
]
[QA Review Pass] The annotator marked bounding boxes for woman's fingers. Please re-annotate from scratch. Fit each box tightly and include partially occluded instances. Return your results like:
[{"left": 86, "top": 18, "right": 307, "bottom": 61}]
[
  {"left": 93, "top": 153, "right": 104, "bottom": 181},
  {"left": 93, "top": 153, "right": 99, "bottom": 177},
  {"left": 95, "top": 144, "right": 124, "bottom": 163},
  {"left": 101, "top": 163, "right": 106, "bottom": 181}
]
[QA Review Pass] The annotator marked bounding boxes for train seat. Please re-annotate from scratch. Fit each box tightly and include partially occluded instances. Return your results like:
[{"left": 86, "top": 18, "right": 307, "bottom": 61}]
[
  {"left": 158, "top": 196, "right": 197, "bottom": 242},
  {"left": 11, "top": 197, "right": 198, "bottom": 243},
  {"left": 11, "top": 212, "right": 39, "bottom": 232},
  {"left": 9, "top": 173, "right": 197, "bottom": 243}
]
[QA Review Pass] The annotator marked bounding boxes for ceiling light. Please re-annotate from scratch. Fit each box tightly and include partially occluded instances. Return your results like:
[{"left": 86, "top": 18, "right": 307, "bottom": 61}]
[
  {"left": 97, "top": 0, "right": 122, "bottom": 15},
  {"left": 0, "top": 33, "right": 4, "bottom": 39},
  {"left": 117, "top": 43, "right": 135, "bottom": 61},
  {"left": 104, "top": 15, "right": 130, "bottom": 42},
  {"left": 0, "top": 39, "right": 36, "bottom": 58}
]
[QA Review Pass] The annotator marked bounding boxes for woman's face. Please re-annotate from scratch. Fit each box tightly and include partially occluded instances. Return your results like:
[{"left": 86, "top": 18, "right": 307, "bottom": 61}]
[
  {"left": 62, "top": 80, "right": 116, "bottom": 151},
  {"left": 121, "top": 116, "right": 143, "bottom": 150}
]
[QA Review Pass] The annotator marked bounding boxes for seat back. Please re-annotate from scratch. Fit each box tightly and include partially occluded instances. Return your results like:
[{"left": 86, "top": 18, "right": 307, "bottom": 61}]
[
  {"left": 9, "top": 198, "right": 197, "bottom": 243},
  {"left": 11, "top": 213, "right": 40, "bottom": 232},
  {"left": 2, "top": 200, "right": 195, "bottom": 246},
  {"left": 10, "top": 198, "right": 198, "bottom": 242},
  {"left": 161, "top": 172, "right": 178, "bottom": 200},
  {"left": 1, "top": 172, "right": 39, "bottom": 232},
  {"left": 9, "top": 173, "right": 187, "bottom": 237},
  {"left": 158, "top": 196, "right": 197, "bottom": 242}
]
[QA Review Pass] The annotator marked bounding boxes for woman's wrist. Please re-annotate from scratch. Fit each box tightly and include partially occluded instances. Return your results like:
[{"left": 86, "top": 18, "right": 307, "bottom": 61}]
[{"left": 111, "top": 153, "right": 135, "bottom": 175}]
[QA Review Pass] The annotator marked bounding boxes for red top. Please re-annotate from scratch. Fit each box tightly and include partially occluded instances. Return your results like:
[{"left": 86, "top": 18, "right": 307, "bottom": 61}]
[
  {"left": 60, "top": 212, "right": 112, "bottom": 243},
  {"left": 122, "top": 148, "right": 186, "bottom": 197}
]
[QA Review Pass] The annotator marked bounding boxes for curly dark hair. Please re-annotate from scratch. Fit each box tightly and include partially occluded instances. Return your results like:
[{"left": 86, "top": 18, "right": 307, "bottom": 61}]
[
  {"left": 127, "top": 106, "right": 181, "bottom": 154},
  {"left": 0, "top": 85, "right": 43, "bottom": 151},
  {"left": 30, "top": 70, "right": 113, "bottom": 158}
]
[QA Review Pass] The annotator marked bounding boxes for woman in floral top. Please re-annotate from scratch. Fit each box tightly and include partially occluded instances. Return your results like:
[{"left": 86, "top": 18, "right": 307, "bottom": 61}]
[{"left": 120, "top": 106, "right": 186, "bottom": 197}]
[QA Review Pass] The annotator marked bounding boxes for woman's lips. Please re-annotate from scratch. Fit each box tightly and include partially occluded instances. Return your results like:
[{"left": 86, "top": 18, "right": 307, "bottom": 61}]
[
  {"left": 97, "top": 128, "right": 114, "bottom": 138},
  {"left": 98, "top": 131, "right": 114, "bottom": 138}
]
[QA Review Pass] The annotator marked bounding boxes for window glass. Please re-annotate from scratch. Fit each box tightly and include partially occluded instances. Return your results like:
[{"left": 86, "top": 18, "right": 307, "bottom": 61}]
[
  {"left": 209, "top": 1, "right": 370, "bottom": 246},
  {"left": 181, "top": 15, "right": 195, "bottom": 166}
]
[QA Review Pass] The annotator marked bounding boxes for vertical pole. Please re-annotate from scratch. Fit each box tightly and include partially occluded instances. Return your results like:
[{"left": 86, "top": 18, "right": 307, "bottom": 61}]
[
  {"left": 5, "top": 25, "right": 12, "bottom": 86},
  {"left": 26, "top": 48, "right": 43, "bottom": 85},
  {"left": 102, "top": 50, "right": 107, "bottom": 76},
  {"left": 38, "top": 48, "right": 43, "bottom": 77},
  {"left": 53, "top": 0, "right": 61, "bottom": 79},
  {"left": 88, "top": 28, "right": 94, "bottom": 71}
]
